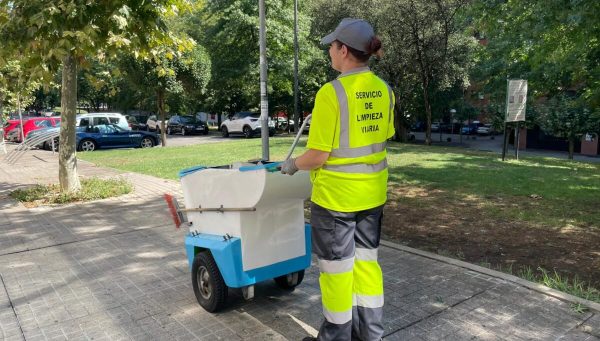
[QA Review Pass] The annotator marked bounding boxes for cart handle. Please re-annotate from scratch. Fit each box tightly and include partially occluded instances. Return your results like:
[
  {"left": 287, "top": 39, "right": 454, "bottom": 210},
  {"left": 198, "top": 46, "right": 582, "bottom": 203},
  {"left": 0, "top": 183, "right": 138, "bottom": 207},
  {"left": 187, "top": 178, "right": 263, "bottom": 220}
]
[
  {"left": 179, "top": 205, "right": 256, "bottom": 213},
  {"left": 285, "top": 114, "right": 312, "bottom": 161}
]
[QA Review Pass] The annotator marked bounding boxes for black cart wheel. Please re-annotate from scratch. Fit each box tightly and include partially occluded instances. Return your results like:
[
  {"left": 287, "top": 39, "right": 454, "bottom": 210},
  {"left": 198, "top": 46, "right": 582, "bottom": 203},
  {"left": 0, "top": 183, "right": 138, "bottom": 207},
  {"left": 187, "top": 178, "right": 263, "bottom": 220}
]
[
  {"left": 192, "top": 251, "right": 228, "bottom": 312},
  {"left": 274, "top": 270, "right": 305, "bottom": 290}
]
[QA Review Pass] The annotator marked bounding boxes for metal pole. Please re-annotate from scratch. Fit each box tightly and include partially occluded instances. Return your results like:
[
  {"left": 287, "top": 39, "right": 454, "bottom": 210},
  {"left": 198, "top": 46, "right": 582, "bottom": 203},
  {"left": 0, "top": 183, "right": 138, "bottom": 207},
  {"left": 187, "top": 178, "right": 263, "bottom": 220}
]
[
  {"left": 515, "top": 122, "right": 520, "bottom": 160},
  {"left": 502, "top": 123, "right": 509, "bottom": 161},
  {"left": 259, "top": 0, "right": 269, "bottom": 161},
  {"left": 502, "top": 78, "right": 510, "bottom": 161},
  {"left": 293, "top": 0, "right": 299, "bottom": 135}
]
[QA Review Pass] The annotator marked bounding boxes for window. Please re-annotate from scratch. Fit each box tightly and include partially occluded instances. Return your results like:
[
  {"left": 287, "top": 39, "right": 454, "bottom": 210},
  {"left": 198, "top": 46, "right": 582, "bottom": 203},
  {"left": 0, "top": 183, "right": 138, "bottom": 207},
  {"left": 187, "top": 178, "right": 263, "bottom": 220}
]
[
  {"left": 93, "top": 117, "right": 110, "bottom": 125},
  {"left": 108, "top": 117, "right": 120, "bottom": 124},
  {"left": 180, "top": 116, "right": 194, "bottom": 123},
  {"left": 35, "top": 120, "right": 52, "bottom": 128},
  {"left": 80, "top": 118, "right": 90, "bottom": 126}
]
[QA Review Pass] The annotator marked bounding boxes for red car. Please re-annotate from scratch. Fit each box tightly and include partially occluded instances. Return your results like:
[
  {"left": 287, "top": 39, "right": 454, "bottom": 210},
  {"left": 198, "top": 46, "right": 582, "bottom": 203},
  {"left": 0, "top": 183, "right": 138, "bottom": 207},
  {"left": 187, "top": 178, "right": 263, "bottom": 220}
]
[
  {"left": 2, "top": 119, "right": 19, "bottom": 140},
  {"left": 11, "top": 117, "right": 61, "bottom": 142}
]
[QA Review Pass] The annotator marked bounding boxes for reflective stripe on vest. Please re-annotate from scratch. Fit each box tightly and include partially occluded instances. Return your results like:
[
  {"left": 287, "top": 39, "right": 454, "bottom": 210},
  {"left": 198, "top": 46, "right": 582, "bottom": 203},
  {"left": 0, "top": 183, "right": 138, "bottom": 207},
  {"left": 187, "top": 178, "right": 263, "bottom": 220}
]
[
  {"left": 327, "top": 77, "right": 392, "bottom": 173},
  {"left": 322, "top": 158, "right": 388, "bottom": 173},
  {"left": 353, "top": 293, "right": 385, "bottom": 308},
  {"left": 318, "top": 257, "right": 354, "bottom": 274}
]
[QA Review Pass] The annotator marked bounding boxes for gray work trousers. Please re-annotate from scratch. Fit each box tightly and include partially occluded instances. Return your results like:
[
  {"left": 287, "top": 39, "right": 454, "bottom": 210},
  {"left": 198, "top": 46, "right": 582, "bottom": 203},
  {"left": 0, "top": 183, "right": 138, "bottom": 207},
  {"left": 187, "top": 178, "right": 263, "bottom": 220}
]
[{"left": 311, "top": 202, "right": 385, "bottom": 341}]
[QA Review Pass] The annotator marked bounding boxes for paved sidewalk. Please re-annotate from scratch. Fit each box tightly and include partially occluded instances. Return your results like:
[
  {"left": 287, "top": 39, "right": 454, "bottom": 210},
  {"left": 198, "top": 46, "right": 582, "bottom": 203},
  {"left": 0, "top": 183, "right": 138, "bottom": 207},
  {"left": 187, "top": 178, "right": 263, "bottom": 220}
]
[{"left": 0, "top": 149, "right": 598, "bottom": 341}]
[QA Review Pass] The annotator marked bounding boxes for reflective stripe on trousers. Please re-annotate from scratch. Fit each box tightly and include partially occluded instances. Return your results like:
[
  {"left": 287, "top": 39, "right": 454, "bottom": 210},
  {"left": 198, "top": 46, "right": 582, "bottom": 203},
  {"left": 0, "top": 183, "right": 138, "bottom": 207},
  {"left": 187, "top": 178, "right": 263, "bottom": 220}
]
[{"left": 311, "top": 202, "right": 384, "bottom": 341}]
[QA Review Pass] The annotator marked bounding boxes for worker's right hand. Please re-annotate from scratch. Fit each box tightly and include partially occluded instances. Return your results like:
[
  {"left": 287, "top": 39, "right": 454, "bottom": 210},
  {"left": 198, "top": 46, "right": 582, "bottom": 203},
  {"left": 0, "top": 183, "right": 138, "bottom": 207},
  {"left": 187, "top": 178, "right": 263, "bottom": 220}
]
[{"left": 280, "top": 157, "right": 299, "bottom": 175}]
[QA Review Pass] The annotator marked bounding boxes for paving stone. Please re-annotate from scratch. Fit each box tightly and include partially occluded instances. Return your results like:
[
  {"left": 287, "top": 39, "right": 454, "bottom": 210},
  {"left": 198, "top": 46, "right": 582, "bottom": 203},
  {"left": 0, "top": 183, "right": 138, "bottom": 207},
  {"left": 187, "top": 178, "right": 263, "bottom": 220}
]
[{"left": 0, "top": 148, "right": 598, "bottom": 341}]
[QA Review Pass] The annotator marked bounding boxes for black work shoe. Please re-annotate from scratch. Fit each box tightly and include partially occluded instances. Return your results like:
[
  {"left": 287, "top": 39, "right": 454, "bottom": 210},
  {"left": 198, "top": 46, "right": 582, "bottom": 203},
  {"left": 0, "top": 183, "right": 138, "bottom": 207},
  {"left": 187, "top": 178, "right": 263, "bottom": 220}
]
[{"left": 302, "top": 337, "right": 317, "bottom": 341}]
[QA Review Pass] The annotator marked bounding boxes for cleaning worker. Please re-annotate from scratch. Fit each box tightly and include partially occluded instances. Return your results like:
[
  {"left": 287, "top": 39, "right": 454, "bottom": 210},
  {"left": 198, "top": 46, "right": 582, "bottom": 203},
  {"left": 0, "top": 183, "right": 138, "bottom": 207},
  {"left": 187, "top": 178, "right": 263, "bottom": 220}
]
[{"left": 280, "top": 18, "right": 394, "bottom": 341}]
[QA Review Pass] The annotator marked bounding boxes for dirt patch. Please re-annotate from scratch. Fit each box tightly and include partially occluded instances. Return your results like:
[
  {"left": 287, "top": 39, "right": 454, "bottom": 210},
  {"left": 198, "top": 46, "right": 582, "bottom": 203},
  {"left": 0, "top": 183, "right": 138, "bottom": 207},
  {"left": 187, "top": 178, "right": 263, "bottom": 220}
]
[{"left": 381, "top": 185, "right": 600, "bottom": 288}]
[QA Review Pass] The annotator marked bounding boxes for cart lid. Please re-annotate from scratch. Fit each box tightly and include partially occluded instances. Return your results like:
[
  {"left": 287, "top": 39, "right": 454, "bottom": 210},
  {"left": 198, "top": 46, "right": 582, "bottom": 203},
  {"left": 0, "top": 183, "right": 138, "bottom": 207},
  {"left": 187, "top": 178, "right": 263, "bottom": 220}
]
[
  {"left": 178, "top": 162, "right": 282, "bottom": 178},
  {"left": 178, "top": 165, "right": 207, "bottom": 178}
]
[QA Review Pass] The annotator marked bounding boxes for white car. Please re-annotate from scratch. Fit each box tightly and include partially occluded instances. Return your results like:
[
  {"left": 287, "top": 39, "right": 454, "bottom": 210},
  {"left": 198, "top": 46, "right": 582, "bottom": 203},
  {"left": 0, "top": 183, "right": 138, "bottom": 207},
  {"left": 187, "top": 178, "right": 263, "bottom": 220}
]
[
  {"left": 477, "top": 124, "right": 495, "bottom": 135},
  {"left": 276, "top": 117, "right": 295, "bottom": 130},
  {"left": 220, "top": 112, "right": 275, "bottom": 138},
  {"left": 302, "top": 117, "right": 311, "bottom": 133},
  {"left": 77, "top": 113, "right": 130, "bottom": 131},
  {"left": 146, "top": 115, "right": 166, "bottom": 133}
]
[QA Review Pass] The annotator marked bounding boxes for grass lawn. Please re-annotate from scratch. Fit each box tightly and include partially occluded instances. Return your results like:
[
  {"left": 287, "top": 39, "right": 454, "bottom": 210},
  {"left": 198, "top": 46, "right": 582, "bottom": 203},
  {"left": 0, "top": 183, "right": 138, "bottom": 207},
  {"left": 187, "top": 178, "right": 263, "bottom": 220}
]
[{"left": 78, "top": 137, "right": 600, "bottom": 302}]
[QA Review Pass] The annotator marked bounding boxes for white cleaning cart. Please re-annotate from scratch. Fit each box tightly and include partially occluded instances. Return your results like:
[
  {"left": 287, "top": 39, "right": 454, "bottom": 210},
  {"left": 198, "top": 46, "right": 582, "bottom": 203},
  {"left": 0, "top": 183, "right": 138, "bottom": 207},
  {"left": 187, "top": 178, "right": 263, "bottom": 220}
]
[{"left": 176, "top": 161, "right": 312, "bottom": 312}]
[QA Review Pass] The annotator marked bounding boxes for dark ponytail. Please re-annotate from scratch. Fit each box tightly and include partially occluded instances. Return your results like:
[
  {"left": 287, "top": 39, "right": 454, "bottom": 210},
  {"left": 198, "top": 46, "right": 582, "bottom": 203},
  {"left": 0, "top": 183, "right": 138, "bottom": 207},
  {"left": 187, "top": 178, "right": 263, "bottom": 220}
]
[
  {"left": 369, "top": 36, "right": 383, "bottom": 59},
  {"left": 340, "top": 36, "right": 383, "bottom": 63}
]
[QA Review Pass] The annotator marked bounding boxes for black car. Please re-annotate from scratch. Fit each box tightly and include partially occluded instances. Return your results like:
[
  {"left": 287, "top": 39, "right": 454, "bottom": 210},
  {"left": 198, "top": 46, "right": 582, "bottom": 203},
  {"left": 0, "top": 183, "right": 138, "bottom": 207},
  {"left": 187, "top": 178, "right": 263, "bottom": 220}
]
[
  {"left": 167, "top": 115, "right": 209, "bottom": 135},
  {"left": 125, "top": 115, "right": 149, "bottom": 131}
]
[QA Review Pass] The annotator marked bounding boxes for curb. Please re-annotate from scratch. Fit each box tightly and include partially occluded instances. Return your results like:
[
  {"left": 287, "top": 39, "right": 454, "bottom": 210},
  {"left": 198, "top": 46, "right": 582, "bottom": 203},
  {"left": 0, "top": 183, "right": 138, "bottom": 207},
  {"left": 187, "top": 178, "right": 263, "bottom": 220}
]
[{"left": 380, "top": 240, "right": 600, "bottom": 313}]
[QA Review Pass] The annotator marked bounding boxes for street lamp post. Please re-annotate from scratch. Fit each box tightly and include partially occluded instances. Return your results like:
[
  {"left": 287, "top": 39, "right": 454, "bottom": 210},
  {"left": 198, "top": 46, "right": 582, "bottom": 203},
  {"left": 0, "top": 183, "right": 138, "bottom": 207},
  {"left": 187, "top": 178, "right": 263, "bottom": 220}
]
[
  {"left": 259, "top": 0, "right": 269, "bottom": 161},
  {"left": 293, "top": 0, "right": 299, "bottom": 135}
]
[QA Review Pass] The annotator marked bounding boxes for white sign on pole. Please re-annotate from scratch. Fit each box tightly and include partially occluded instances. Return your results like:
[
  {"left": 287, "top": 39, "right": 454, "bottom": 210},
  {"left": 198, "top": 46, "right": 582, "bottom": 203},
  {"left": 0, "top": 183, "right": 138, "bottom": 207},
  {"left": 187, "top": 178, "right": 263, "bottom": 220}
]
[{"left": 505, "top": 79, "right": 527, "bottom": 122}]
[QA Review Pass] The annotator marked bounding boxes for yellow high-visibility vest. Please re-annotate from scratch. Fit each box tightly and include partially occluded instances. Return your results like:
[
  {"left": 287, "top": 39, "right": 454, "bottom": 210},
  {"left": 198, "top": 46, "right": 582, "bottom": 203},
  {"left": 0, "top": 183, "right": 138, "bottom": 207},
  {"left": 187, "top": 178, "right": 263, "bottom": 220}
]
[{"left": 307, "top": 67, "right": 395, "bottom": 212}]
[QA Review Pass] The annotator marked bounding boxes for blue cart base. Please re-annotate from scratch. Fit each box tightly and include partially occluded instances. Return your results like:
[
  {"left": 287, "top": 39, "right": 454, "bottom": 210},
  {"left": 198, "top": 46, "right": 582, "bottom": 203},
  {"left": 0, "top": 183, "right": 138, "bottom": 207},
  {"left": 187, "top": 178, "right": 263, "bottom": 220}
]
[{"left": 185, "top": 224, "right": 311, "bottom": 288}]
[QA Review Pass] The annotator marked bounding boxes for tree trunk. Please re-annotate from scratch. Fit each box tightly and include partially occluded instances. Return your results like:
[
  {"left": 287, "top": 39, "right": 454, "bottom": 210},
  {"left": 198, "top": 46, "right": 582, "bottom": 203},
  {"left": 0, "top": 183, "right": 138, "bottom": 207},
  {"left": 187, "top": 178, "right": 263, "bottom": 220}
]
[
  {"left": 568, "top": 138, "right": 574, "bottom": 160},
  {"left": 59, "top": 52, "right": 81, "bottom": 193},
  {"left": 423, "top": 84, "right": 432, "bottom": 146},
  {"left": 157, "top": 88, "right": 166, "bottom": 147},
  {"left": 393, "top": 104, "right": 407, "bottom": 142}
]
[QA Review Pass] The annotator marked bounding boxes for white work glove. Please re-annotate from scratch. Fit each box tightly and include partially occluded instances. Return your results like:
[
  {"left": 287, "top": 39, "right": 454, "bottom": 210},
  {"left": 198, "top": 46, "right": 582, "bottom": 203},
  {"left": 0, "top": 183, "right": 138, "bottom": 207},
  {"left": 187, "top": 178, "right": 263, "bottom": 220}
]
[{"left": 280, "top": 158, "right": 299, "bottom": 175}]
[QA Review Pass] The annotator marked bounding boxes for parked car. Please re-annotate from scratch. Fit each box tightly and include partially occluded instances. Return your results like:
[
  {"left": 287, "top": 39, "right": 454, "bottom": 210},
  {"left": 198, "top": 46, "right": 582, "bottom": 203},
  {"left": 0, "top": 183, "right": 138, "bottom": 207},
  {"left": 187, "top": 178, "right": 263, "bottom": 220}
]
[
  {"left": 76, "top": 124, "right": 160, "bottom": 151},
  {"left": 275, "top": 117, "right": 295, "bottom": 130},
  {"left": 302, "top": 116, "right": 311, "bottom": 133},
  {"left": 15, "top": 117, "right": 61, "bottom": 142},
  {"left": 26, "top": 124, "right": 61, "bottom": 151},
  {"left": 125, "top": 115, "right": 148, "bottom": 131},
  {"left": 477, "top": 124, "right": 496, "bottom": 136},
  {"left": 220, "top": 112, "right": 275, "bottom": 138},
  {"left": 146, "top": 115, "right": 166, "bottom": 133},
  {"left": 6, "top": 123, "right": 21, "bottom": 142},
  {"left": 2, "top": 119, "right": 19, "bottom": 140},
  {"left": 461, "top": 121, "right": 483, "bottom": 135},
  {"left": 77, "top": 113, "right": 129, "bottom": 131},
  {"left": 410, "top": 121, "right": 426, "bottom": 132},
  {"left": 430, "top": 122, "right": 440, "bottom": 132},
  {"left": 167, "top": 115, "right": 209, "bottom": 135}
]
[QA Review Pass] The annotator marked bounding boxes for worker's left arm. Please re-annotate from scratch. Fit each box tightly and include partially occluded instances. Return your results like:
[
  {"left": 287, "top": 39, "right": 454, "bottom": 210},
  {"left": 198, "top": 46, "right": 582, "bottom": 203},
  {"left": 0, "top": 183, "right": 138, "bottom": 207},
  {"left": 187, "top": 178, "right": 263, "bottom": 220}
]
[{"left": 295, "top": 149, "right": 329, "bottom": 170}]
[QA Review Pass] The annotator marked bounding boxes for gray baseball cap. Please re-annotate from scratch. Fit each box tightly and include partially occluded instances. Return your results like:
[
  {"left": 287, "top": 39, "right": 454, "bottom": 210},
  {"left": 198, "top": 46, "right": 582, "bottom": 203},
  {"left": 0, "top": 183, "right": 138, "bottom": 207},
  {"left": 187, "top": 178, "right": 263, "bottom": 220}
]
[{"left": 320, "top": 18, "right": 375, "bottom": 53}]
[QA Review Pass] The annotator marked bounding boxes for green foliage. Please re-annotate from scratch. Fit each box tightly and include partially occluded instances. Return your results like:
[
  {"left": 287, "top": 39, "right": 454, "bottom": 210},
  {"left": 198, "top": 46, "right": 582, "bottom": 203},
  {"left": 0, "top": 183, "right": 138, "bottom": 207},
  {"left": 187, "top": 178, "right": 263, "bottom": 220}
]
[
  {"left": 539, "top": 95, "right": 597, "bottom": 140},
  {"left": 309, "top": 0, "right": 477, "bottom": 139},
  {"left": 0, "top": 0, "right": 194, "bottom": 73},
  {"left": 78, "top": 59, "right": 121, "bottom": 111},
  {"left": 10, "top": 177, "right": 133, "bottom": 205},
  {"left": 470, "top": 0, "right": 600, "bottom": 109},
  {"left": 198, "top": 0, "right": 323, "bottom": 115},
  {"left": 538, "top": 267, "right": 599, "bottom": 305},
  {"left": 0, "top": 59, "right": 41, "bottom": 112}
]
